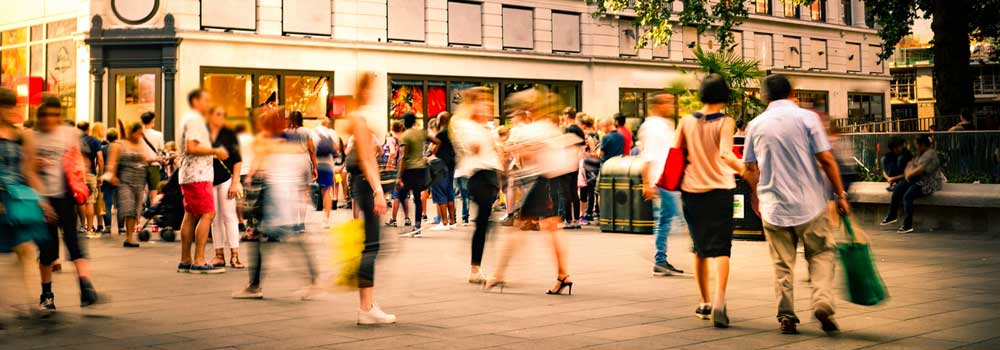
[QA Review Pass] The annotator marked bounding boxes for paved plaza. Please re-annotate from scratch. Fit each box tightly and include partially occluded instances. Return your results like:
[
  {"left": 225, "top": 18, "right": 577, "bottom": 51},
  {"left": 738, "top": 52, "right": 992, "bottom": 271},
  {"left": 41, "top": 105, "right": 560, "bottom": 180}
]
[{"left": 2, "top": 209, "right": 999, "bottom": 350}]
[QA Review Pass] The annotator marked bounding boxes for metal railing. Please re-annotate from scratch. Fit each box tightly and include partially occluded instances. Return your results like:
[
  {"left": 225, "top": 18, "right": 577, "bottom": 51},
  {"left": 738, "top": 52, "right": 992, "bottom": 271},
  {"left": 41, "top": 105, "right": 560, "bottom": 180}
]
[
  {"left": 829, "top": 114, "right": 1000, "bottom": 133},
  {"left": 843, "top": 131, "right": 1000, "bottom": 184}
]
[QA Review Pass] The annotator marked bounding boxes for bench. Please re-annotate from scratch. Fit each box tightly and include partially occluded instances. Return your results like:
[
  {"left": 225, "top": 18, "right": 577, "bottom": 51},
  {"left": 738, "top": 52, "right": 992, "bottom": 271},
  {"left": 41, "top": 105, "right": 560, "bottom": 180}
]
[{"left": 848, "top": 182, "right": 1000, "bottom": 233}]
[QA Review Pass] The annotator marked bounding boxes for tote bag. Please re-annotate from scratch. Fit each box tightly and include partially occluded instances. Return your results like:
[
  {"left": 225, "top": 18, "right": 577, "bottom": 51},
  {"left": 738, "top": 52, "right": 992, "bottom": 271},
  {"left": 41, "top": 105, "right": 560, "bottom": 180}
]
[
  {"left": 836, "top": 214, "right": 888, "bottom": 306},
  {"left": 0, "top": 183, "right": 46, "bottom": 226},
  {"left": 656, "top": 147, "right": 686, "bottom": 191},
  {"left": 63, "top": 143, "right": 90, "bottom": 205}
]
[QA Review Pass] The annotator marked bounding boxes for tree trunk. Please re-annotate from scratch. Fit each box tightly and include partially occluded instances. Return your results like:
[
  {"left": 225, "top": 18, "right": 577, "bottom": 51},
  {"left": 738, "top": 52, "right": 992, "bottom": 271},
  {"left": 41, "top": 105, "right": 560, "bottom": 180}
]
[{"left": 931, "top": 0, "right": 973, "bottom": 117}]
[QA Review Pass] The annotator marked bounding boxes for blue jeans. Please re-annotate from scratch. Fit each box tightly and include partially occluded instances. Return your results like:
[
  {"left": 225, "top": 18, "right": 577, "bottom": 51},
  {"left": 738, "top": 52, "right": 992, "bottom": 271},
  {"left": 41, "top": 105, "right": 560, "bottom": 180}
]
[
  {"left": 654, "top": 188, "right": 679, "bottom": 264},
  {"left": 102, "top": 186, "right": 116, "bottom": 228},
  {"left": 456, "top": 176, "right": 470, "bottom": 221},
  {"left": 886, "top": 180, "right": 925, "bottom": 229}
]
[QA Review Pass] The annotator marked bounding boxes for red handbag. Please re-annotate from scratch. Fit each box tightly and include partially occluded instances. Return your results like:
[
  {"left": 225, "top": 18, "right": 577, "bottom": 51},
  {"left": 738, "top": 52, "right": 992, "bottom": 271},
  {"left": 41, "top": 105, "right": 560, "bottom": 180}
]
[
  {"left": 656, "top": 147, "right": 686, "bottom": 191},
  {"left": 63, "top": 144, "right": 90, "bottom": 205}
]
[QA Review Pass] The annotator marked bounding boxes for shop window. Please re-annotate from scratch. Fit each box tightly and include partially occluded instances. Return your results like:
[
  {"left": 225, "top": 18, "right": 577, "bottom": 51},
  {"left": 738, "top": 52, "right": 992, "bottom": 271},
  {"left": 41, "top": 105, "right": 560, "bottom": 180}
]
[
  {"left": 285, "top": 75, "right": 330, "bottom": 119},
  {"left": 619, "top": 89, "right": 678, "bottom": 124},
  {"left": 755, "top": 0, "right": 771, "bottom": 14},
  {"left": 448, "top": 1, "right": 482, "bottom": 46},
  {"left": 114, "top": 73, "right": 157, "bottom": 126},
  {"left": 201, "top": 0, "right": 256, "bottom": 31},
  {"left": 842, "top": 0, "right": 853, "bottom": 25},
  {"left": 783, "top": 1, "right": 800, "bottom": 18},
  {"left": 552, "top": 12, "right": 580, "bottom": 53},
  {"left": 257, "top": 75, "right": 278, "bottom": 107},
  {"left": 754, "top": 33, "right": 773, "bottom": 69},
  {"left": 388, "top": 0, "right": 425, "bottom": 42},
  {"left": 29, "top": 45, "right": 43, "bottom": 77},
  {"left": 46, "top": 40, "right": 75, "bottom": 119},
  {"left": 449, "top": 81, "right": 499, "bottom": 120},
  {"left": 390, "top": 80, "right": 425, "bottom": 121},
  {"left": 846, "top": 42, "right": 861, "bottom": 72},
  {"left": 810, "top": 0, "right": 826, "bottom": 22},
  {"left": 283, "top": 0, "right": 332, "bottom": 36},
  {"left": 795, "top": 90, "right": 828, "bottom": 113},
  {"left": 427, "top": 82, "right": 447, "bottom": 118},
  {"left": 30, "top": 25, "right": 43, "bottom": 42},
  {"left": 785, "top": 36, "right": 801, "bottom": 68},
  {"left": 619, "top": 19, "right": 638, "bottom": 57},
  {"left": 848, "top": 93, "right": 885, "bottom": 124},
  {"left": 0, "top": 48, "right": 26, "bottom": 89},
  {"left": 46, "top": 19, "right": 76, "bottom": 38},
  {"left": 810, "top": 39, "right": 828, "bottom": 70},
  {"left": 502, "top": 6, "right": 533, "bottom": 50},
  {"left": 1, "top": 28, "right": 26, "bottom": 46},
  {"left": 203, "top": 73, "right": 252, "bottom": 121},
  {"left": 552, "top": 84, "right": 579, "bottom": 112}
]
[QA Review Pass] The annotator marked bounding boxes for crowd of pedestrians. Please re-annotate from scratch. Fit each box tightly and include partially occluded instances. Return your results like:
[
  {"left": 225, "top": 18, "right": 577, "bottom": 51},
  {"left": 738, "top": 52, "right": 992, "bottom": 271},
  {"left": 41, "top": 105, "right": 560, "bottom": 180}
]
[{"left": 2, "top": 70, "right": 938, "bottom": 333}]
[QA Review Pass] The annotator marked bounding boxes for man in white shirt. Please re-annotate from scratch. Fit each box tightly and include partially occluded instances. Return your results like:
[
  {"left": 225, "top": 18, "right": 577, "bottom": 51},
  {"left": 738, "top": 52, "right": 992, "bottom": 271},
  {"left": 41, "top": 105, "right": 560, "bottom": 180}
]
[
  {"left": 313, "top": 117, "right": 341, "bottom": 227},
  {"left": 177, "top": 89, "right": 228, "bottom": 274},
  {"left": 743, "top": 74, "right": 849, "bottom": 335},
  {"left": 640, "top": 93, "right": 683, "bottom": 277},
  {"left": 140, "top": 111, "right": 164, "bottom": 204}
]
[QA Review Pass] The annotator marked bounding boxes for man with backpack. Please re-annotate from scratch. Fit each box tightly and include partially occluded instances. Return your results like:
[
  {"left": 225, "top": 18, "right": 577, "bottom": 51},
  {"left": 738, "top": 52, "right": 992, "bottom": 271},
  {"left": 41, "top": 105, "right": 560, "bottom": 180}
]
[{"left": 314, "top": 117, "right": 343, "bottom": 228}]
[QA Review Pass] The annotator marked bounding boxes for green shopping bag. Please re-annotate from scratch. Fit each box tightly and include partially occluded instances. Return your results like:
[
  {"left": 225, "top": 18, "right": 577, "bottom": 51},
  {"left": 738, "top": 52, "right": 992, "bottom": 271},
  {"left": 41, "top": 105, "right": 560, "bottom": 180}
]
[{"left": 836, "top": 215, "right": 888, "bottom": 306}]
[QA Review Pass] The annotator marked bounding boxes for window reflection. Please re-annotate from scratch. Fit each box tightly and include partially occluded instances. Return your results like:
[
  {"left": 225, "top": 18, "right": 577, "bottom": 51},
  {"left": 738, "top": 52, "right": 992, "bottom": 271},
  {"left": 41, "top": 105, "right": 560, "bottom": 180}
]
[
  {"left": 257, "top": 75, "right": 278, "bottom": 107},
  {"left": 285, "top": 75, "right": 329, "bottom": 119},
  {"left": 203, "top": 73, "right": 251, "bottom": 121}
]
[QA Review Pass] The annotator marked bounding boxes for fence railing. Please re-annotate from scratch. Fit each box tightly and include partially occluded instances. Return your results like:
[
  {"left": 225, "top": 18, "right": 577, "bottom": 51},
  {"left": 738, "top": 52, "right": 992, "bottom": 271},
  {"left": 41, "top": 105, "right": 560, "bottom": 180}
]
[
  {"left": 842, "top": 131, "right": 1000, "bottom": 184},
  {"left": 832, "top": 115, "right": 999, "bottom": 133}
]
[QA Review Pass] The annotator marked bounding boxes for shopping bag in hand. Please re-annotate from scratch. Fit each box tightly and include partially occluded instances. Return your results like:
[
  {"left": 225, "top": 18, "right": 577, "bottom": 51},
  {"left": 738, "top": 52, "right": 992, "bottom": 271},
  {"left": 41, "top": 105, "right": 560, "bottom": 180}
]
[
  {"left": 836, "top": 214, "right": 888, "bottom": 306},
  {"left": 329, "top": 219, "right": 365, "bottom": 288}
]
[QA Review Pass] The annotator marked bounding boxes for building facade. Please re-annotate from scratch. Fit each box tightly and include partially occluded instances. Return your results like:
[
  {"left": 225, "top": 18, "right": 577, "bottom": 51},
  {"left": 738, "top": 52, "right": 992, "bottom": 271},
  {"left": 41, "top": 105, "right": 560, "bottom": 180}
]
[{"left": 0, "top": 0, "right": 889, "bottom": 140}]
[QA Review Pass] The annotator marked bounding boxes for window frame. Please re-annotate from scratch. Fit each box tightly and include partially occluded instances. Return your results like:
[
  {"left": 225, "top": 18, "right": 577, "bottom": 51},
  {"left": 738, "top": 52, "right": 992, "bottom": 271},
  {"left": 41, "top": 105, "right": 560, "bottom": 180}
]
[
  {"left": 551, "top": 11, "right": 582, "bottom": 53},
  {"left": 387, "top": 0, "right": 426, "bottom": 43},
  {"left": 200, "top": 0, "right": 257, "bottom": 32},
  {"left": 501, "top": 5, "right": 535, "bottom": 50},
  {"left": 447, "top": 0, "right": 484, "bottom": 47},
  {"left": 754, "top": 0, "right": 772, "bottom": 15},
  {"left": 846, "top": 42, "right": 862, "bottom": 73},
  {"left": 783, "top": 0, "right": 801, "bottom": 18},
  {"left": 810, "top": 0, "right": 826, "bottom": 22}
]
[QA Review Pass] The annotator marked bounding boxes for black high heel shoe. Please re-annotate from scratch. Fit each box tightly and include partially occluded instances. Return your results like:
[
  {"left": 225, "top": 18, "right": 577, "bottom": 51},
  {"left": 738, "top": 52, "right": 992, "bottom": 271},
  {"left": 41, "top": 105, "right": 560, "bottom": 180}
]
[
  {"left": 482, "top": 278, "right": 506, "bottom": 293},
  {"left": 546, "top": 276, "right": 573, "bottom": 295}
]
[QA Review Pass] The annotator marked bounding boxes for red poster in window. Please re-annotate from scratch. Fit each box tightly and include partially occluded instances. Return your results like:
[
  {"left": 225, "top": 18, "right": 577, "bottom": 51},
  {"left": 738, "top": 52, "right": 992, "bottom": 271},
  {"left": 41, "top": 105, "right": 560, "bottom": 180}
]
[{"left": 427, "top": 85, "right": 446, "bottom": 118}]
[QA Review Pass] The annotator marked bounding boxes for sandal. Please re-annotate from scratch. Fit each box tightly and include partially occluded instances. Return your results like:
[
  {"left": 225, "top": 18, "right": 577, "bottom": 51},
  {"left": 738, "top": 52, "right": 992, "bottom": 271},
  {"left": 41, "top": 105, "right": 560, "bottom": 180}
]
[
  {"left": 230, "top": 255, "right": 246, "bottom": 269},
  {"left": 210, "top": 254, "right": 226, "bottom": 268}
]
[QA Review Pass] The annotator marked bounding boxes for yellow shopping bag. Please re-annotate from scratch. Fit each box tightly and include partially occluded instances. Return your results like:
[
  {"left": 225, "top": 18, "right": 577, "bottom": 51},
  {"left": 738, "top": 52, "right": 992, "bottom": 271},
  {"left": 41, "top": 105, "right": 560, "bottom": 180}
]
[{"left": 329, "top": 219, "right": 365, "bottom": 289}]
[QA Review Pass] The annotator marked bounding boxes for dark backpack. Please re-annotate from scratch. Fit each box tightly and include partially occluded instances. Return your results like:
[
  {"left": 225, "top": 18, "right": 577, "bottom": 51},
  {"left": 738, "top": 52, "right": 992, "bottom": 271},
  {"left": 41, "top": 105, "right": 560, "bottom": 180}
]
[{"left": 316, "top": 133, "right": 335, "bottom": 157}]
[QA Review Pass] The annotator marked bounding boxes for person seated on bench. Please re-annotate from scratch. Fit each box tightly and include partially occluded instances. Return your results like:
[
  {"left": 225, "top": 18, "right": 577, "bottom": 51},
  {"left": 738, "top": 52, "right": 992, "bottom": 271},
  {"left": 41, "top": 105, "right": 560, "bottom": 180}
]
[
  {"left": 881, "top": 136, "right": 912, "bottom": 192},
  {"left": 881, "top": 135, "right": 946, "bottom": 234}
]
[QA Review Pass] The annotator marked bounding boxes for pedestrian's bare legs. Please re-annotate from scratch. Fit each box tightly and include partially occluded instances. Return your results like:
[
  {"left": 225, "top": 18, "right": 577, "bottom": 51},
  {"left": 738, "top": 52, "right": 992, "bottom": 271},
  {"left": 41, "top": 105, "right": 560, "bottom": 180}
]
[
  {"left": 694, "top": 255, "right": 710, "bottom": 304},
  {"left": 713, "top": 256, "right": 731, "bottom": 309},
  {"left": 322, "top": 187, "right": 333, "bottom": 225},
  {"left": 9, "top": 243, "right": 39, "bottom": 308},
  {"left": 180, "top": 211, "right": 196, "bottom": 264},
  {"left": 542, "top": 216, "right": 572, "bottom": 290},
  {"left": 124, "top": 216, "right": 138, "bottom": 244},
  {"left": 359, "top": 287, "right": 374, "bottom": 311},
  {"left": 194, "top": 212, "right": 215, "bottom": 265},
  {"left": 490, "top": 225, "right": 526, "bottom": 282},
  {"left": 446, "top": 202, "right": 457, "bottom": 225}
]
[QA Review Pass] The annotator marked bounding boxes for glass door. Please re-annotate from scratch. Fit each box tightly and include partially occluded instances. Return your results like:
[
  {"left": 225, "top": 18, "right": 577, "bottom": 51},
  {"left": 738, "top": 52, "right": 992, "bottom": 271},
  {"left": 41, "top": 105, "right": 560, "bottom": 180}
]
[{"left": 108, "top": 68, "right": 161, "bottom": 130}]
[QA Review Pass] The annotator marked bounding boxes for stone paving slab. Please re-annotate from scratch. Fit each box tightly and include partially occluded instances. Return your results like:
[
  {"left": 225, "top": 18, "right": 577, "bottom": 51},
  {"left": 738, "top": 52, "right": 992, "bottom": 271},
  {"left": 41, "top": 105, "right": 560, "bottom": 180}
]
[{"left": 2, "top": 208, "right": 1000, "bottom": 350}]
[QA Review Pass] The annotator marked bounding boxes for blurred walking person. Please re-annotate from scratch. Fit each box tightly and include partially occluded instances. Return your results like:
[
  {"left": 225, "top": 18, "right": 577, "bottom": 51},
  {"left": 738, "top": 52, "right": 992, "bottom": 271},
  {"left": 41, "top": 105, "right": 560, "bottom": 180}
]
[
  {"left": 287, "top": 111, "right": 318, "bottom": 234},
  {"left": 88, "top": 122, "right": 109, "bottom": 234},
  {"left": 104, "top": 121, "right": 157, "bottom": 248},
  {"left": 77, "top": 121, "right": 103, "bottom": 238},
  {"left": 177, "top": 89, "right": 228, "bottom": 274},
  {"left": 428, "top": 112, "right": 458, "bottom": 231},
  {"left": 452, "top": 87, "right": 501, "bottom": 283},
  {"left": 32, "top": 96, "right": 103, "bottom": 312},
  {"left": 140, "top": 112, "right": 164, "bottom": 206},
  {"left": 743, "top": 74, "right": 849, "bottom": 335},
  {"left": 484, "top": 87, "right": 578, "bottom": 295},
  {"left": 558, "top": 109, "right": 584, "bottom": 229},
  {"left": 0, "top": 88, "right": 53, "bottom": 318},
  {"left": 639, "top": 93, "right": 683, "bottom": 277},
  {"left": 343, "top": 73, "right": 395, "bottom": 324},
  {"left": 314, "top": 116, "right": 342, "bottom": 228},
  {"left": 231, "top": 106, "right": 320, "bottom": 300},
  {"left": 397, "top": 112, "right": 437, "bottom": 236},
  {"left": 384, "top": 121, "right": 411, "bottom": 227},
  {"left": 674, "top": 76, "right": 744, "bottom": 327},
  {"left": 207, "top": 106, "right": 243, "bottom": 268},
  {"left": 100, "top": 130, "right": 119, "bottom": 234}
]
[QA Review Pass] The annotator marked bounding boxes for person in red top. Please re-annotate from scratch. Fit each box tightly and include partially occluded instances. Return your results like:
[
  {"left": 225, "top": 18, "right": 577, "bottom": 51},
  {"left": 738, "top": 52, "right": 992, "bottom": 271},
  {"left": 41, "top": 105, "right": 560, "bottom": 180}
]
[{"left": 614, "top": 113, "right": 633, "bottom": 154}]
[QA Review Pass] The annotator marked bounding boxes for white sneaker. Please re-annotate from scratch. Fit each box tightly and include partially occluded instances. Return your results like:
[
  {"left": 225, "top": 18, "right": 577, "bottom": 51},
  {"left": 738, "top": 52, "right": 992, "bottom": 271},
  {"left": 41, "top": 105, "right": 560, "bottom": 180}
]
[
  {"left": 357, "top": 304, "right": 396, "bottom": 325},
  {"left": 231, "top": 286, "right": 263, "bottom": 299},
  {"left": 430, "top": 224, "right": 451, "bottom": 231},
  {"left": 468, "top": 271, "right": 486, "bottom": 284}
]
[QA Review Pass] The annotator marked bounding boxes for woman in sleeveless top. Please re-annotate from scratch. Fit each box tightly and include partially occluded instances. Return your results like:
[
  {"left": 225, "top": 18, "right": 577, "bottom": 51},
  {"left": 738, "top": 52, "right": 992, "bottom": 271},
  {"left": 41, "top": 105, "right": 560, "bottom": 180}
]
[
  {"left": 105, "top": 122, "right": 156, "bottom": 248},
  {"left": 675, "top": 75, "right": 745, "bottom": 328},
  {"left": 0, "top": 88, "right": 54, "bottom": 317}
]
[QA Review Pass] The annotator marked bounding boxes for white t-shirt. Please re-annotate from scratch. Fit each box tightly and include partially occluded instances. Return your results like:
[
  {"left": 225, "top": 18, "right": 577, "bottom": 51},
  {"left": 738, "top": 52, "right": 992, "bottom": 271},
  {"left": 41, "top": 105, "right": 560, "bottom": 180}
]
[
  {"left": 178, "top": 111, "right": 214, "bottom": 184},
  {"left": 312, "top": 125, "right": 338, "bottom": 167},
  {"left": 237, "top": 132, "right": 254, "bottom": 176},
  {"left": 141, "top": 128, "right": 164, "bottom": 160},
  {"left": 638, "top": 116, "right": 675, "bottom": 185},
  {"left": 452, "top": 118, "right": 501, "bottom": 178}
]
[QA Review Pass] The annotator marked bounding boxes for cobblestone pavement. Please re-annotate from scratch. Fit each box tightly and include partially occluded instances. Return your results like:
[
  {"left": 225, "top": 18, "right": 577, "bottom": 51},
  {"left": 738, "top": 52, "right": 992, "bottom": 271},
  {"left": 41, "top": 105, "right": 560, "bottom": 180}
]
[{"left": 1, "top": 208, "right": 998, "bottom": 350}]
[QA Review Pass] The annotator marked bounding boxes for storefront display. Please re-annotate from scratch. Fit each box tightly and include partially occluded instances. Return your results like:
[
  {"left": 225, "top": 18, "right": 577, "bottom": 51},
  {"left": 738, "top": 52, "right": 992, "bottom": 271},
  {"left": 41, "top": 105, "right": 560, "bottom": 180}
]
[{"left": 201, "top": 68, "right": 333, "bottom": 128}]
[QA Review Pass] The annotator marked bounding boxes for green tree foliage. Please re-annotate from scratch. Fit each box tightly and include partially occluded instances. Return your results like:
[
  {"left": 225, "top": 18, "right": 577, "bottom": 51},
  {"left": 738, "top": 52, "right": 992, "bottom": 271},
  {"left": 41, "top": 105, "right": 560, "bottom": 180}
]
[
  {"left": 692, "top": 47, "right": 766, "bottom": 122},
  {"left": 587, "top": 0, "right": 748, "bottom": 50}
]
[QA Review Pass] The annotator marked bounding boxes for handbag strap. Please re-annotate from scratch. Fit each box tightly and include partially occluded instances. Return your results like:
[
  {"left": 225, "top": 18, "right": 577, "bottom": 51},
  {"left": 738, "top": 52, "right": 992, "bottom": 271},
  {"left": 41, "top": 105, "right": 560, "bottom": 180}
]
[{"left": 840, "top": 214, "right": 857, "bottom": 242}]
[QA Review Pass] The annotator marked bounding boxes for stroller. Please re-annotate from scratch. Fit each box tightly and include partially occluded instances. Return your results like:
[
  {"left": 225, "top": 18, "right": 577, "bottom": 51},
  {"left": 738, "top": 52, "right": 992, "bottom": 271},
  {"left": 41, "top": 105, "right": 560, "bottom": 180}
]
[{"left": 136, "top": 169, "right": 184, "bottom": 242}]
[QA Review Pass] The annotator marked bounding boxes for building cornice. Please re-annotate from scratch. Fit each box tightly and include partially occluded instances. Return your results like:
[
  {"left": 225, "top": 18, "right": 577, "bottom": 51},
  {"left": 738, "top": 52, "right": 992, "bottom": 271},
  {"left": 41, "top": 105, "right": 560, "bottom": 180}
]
[{"left": 177, "top": 30, "right": 885, "bottom": 81}]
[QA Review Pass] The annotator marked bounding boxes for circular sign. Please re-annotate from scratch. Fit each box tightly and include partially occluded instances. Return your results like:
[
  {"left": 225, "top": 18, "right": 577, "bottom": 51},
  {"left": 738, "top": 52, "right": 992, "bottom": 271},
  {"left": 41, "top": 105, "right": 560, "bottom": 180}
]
[{"left": 111, "top": 0, "right": 159, "bottom": 25}]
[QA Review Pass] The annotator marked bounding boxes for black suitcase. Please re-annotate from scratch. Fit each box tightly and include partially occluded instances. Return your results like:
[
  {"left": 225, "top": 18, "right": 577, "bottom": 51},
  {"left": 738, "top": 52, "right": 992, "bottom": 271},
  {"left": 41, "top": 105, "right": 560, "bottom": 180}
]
[{"left": 598, "top": 157, "right": 654, "bottom": 234}]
